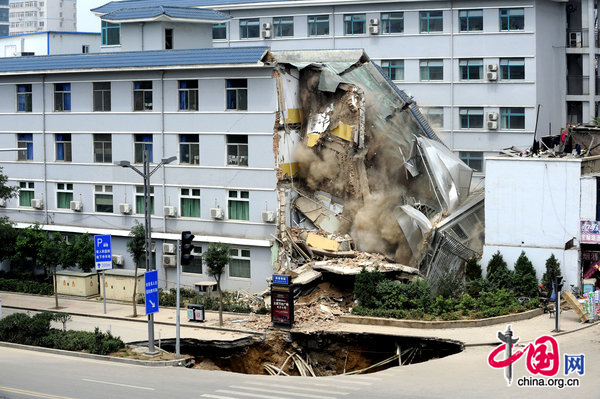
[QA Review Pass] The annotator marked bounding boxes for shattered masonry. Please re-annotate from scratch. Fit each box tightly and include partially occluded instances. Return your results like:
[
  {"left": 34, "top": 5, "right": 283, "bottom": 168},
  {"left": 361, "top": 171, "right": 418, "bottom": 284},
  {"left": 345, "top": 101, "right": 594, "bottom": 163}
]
[{"left": 267, "top": 50, "right": 484, "bottom": 291}]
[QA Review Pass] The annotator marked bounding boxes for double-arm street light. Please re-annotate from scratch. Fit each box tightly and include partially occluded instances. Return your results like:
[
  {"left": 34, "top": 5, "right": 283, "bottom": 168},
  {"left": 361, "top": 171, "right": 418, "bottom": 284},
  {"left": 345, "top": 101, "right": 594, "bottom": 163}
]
[{"left": 118, "top": 151, "right": 176, "bottom": 355}]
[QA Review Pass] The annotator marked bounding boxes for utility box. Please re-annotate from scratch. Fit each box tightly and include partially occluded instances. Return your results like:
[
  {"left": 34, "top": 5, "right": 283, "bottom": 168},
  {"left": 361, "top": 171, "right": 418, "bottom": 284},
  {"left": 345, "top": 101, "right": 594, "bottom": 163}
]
[
  {"left": 55, "top": 271, "right": 99, "bottom": 297},
  {"left": 102, "top": 269, "right": 146, "bottom": 301},
  {"left": 187, "top": 304, "right": 205, "bottom": 322},
  {"left": 271, "top": 274, "right": 294, "bottom": 326}
]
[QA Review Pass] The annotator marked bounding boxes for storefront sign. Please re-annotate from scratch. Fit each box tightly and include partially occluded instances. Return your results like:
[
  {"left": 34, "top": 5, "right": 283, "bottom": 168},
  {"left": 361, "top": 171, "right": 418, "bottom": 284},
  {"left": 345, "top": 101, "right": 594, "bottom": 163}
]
[{"left": 580, "top": 221, "right": 600, "bottom": 243}]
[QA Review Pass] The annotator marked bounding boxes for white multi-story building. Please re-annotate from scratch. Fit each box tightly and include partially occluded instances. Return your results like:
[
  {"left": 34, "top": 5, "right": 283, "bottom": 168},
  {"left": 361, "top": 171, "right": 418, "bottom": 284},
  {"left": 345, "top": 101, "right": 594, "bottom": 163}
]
[
  {"left": 9, "top": 0, "right": 76, "bottom": 35},
  {"left": 0, "top": 0, "right": 8, "bottom": 37},
  {"left": 0, "top": 31, "right": 99, "bottom": 56}
]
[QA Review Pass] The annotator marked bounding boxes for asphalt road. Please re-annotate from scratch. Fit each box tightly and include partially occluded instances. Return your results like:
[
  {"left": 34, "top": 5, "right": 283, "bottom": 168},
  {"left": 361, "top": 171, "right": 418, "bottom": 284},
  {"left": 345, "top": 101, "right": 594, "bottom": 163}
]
[{"left": 0, "top": 323, "right": 598, "bottom": 399}]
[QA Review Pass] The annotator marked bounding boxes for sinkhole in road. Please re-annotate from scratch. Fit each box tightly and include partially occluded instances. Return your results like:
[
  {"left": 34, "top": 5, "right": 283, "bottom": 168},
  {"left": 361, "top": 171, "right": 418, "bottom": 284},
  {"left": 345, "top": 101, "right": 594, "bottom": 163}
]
[{"left": 161, "top": 331, "right": 463, "bottom": 376}]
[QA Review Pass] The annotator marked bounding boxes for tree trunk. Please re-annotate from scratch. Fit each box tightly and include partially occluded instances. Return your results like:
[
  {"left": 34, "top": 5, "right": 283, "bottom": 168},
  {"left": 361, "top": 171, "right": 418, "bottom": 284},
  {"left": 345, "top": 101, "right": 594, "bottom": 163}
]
[
  {"left": 132, "top": 263, "right": 138, "bottom": 317},
  {"left": 53, "top": 269, "right": 59, "bottom": 309},
  {"left": 217, "top": 277, "right": 223, "bottom": 326}
]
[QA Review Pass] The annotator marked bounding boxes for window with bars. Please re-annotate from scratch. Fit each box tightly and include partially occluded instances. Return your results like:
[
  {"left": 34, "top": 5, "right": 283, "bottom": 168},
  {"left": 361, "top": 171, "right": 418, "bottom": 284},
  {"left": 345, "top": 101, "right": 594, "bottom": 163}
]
[
  {"left": 307, "top": 15, "right": 329, "bottom": 36},
  {"left": 135, "top": 186, "right": 154, "bottom": 215},
  {"left": 419, "top": 59, "right": 443, "bottom": 81},
  {"left": 459, "top": 151, "right": 483, "bottom": 172},
  {"left": 212, "top": 23, "right": 227, "bottom": 40},
  {"left": 56, "top": 183, "right": 73, "bottom": 209},
  {"left": 226, "top": 79, "right": 247, "bottom": 110},
  {"left": 500, "top": 58, "right": 525, "bottom": 80},
  {"left": 94, "top": 185, "right": 113, "bottom": 213},
  {"left": 133, "top": 81, "right": 152, "bottom": 111},
  {"left": 500, "top": 107, "right": 525, "bottom": 129},
  {"left": 54, "top": 83, "right": 71, "bottom": 111},
  {"left": 19, "top": 181, "right": 34, "bottom": 207},
  {"left": 239, "top": 18, "right": 259, "bottom": 39},
  {"left": 134, "top": 134, "right": 153, "bottom": 163},
  {"left": 420, "top": 10, "right": 443, "bottom": 33},
  {"left": 229, "top": 248, "right": 251, "bottom": 279},
  {"left": 381, "top": 60, "right": 404, "bottom": 80},
  {"left": 93, "top": 82, "right": 111, "bottom": 112},
  {"left": 459, "top": 107, "right": 484, "bottom": 129},
  {"left": 381, "top": 12, "right": 403, "bottom": 34},
  {"left": 228, "top": 190, "right": 249, "bottom": 221},
  {"left": 459, "top": 59, "right": 483, "bottom": 80},
  {"left": 55, "top": 133, "right": 71, "bottom": 162},
  {"left": 179, "top": 134, "right": 199, "bottom": 165},
  {"left": 273, "top": 16, "right": 294, "bottom": 37},
  {"left": 227, "top": 135, "right": 248, "bottom": 166},
  {"left": 178, "top": 80, "right": 198, "bottom": 111},
  {"left": 344, "top": 14, "right": 366, "bottom": 35},
  {"left": 499, "top": 8, "right": 524, "bottom": 31},
  {"left": 180, "top": 188, "right": 200, "bottom": 217},
  {"left": 17, "top": 133, "right": 33, "bottom": 160},
  {"left": 93, "top": 134, "right": 112, "bottom": 163},
  {"left": 459, "top": 9, "right": 483, "bottom": 32},
  {"left": 17, "top": 84, "right": 32, "bottom": 112}
]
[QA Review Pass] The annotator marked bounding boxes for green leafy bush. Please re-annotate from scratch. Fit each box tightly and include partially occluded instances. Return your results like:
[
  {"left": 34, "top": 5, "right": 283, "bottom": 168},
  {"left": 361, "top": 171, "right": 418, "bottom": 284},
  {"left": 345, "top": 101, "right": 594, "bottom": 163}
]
[
  {"left": 486, "top": 251, "right": 513, "bottom": 290},
  {"left": 0, "top": 277, "right": 53, "bottom": 295},
  {"left": 513, "top": 251, "right": 538, "bottom": 298},
  {"left": 542, "top": 254, "right": 561, "bottom": 293},
  {"left": 353, "top": 267, "right": 385, "bottom": 308}
]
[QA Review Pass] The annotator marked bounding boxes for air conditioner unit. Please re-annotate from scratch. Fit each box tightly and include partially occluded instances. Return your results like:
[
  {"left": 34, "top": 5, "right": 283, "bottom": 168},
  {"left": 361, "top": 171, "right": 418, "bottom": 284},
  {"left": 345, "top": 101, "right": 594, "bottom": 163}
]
[
  {"left": 119, "top": 203, "right": 132, "bottom": 214},
  {"left": 112, "top": 254, "right": 124, "bottom": 266},
  {"left": 369, "top": 25, "right": 380, "bottom": 35},
  {"left": 487, "top": 121, "right": 498, "bottom": 130},
  {"left": 487, "top": 112, "right": 499, "bottom": 121},
  {"left": 31, "top": 198, "right": 43, "bottom": 209},
  {"left": 369, "top": 18, "right": 379, "bottom": 26},
  {"left": 70, "top": 200, "right": 82, "bottom": 212},
  {"left": 261, "top": 29, "right": 272, "bottom": 39},
  {"left": 0, "top": 198, "right": 6, "bottom": 207},
  {"left": 486, "top": 71, "right": 498, "bottom": 81},
  {"left": 569, "top": 31, "right": 582, "bottom": 48},
  {"left": 487, "top": 64, "right": 498, "bottom": 72},
  {"left": 164, "top": 206, "right": 177, "bottom": 217},
  {"left": 163, "top": 243, "right": 176, "bottom": 254},
  {"left": 210, "top": 207, "right": 224, "bottom": 219},
  {"left": 162, "top": 254, "right": 176, "bottom": 267},
  {"left": 262, "top": 22, "right": 271, "bottom": 30},
  {"left": 262, "top": 210, "right": 275, "bottom": 223}
]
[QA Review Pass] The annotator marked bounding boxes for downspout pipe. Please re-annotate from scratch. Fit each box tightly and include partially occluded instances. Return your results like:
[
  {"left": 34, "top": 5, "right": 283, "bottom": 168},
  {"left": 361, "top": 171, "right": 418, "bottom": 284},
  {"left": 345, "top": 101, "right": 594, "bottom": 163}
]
[{"left": 42, "top": 74, "right": 48, "bottom": 224}]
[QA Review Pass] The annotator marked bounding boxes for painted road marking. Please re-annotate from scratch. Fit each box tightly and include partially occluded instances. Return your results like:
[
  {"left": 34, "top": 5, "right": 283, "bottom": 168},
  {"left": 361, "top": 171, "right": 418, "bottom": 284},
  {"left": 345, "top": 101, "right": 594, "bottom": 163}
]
[
  {"left": 229, "top": 385, "right": 336, "bottom": 399},
  {"left": 217, "top": 389, "right": 284, "bottom": 399},
  {"left": 0, "top": 385, "right": 75, "bottom": 399},
  {"left": 245, "top": 381, "right": 350, "bottom": 395},
  {"left": 201, "top": 395, "right": 238, "bottom": 399},
  {"left": 81, "top": 378, "right": 154, "bottom": 391}
]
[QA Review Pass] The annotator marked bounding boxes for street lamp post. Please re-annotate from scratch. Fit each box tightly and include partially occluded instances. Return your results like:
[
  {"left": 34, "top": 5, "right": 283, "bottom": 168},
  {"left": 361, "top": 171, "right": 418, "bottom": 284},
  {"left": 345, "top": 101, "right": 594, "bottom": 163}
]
[{"left": 118, "top": 151, "right": 176, "bottom": 355}]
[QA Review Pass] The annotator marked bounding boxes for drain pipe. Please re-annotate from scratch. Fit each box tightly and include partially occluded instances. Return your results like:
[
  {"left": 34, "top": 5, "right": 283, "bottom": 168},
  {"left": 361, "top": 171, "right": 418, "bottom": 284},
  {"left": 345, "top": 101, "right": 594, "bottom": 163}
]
[
  {"left": 42, "top": 74, "right": 48, "bottom": 224},
  {"left": 449, "top": 1, "right": 455, "bottom": 151},
  {"left": 161, "top": 70, "right": 167, "bottom": 233}
]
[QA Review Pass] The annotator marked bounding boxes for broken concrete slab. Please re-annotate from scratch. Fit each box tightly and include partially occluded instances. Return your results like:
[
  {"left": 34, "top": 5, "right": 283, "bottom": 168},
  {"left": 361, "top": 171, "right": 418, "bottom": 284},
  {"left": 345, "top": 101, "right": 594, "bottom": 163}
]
[
  {"left": 307, "top": 233, "right": 340, "bottom": 252},
  {"left": 295, "top": 196, "right": 343, "bottom": 234}
]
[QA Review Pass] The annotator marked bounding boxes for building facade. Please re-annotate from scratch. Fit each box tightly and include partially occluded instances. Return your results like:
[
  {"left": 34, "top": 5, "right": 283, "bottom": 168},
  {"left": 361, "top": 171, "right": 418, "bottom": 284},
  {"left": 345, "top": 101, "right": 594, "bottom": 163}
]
[
  {"left": 1, "top": 31, "right": 99, "bottom": 56},
  {"left": 90, "top": 0, "right": 595, "bottom": 177},
  {"left": 9, "top": 0, "right": 76, "bottom": 35},
  {"left": 0, "top": 0, "right": 8, "bottom": 37}
]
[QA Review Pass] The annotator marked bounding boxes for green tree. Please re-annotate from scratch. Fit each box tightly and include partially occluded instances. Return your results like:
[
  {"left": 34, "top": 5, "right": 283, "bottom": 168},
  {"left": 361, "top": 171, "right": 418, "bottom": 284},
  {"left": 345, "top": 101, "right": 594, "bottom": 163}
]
[
  {"left": 512, "top": 251, "right": 538, "bottom": 298},
  {"left": 126, "top": 222, "right": 146, "bottom": 317},
  {"left": 465, "top": 257, "right": 482, "bottom": 281},
  {"left": 486, "top": 251, "right": 513, "bottom": 291},
  {"left": 11, "top": 224, "right": 46, "bottom": 273},
  {"left": 542, "top": 254, "right": 561, "bottom": 293},
  {"left": 38, "top": 232, "right": 68, "bottom": 308},
  {"left": 0, "top": 166, "right": 18, "bottom": 201},
  {"left": 205, "top": 242, "right": 231, "bottom": 326},
  {"left": 65, "top": 234, "right": 95, "bottom": 272},
  {"left": 0, "top": 217, "right": 17, "bottom": 262}
]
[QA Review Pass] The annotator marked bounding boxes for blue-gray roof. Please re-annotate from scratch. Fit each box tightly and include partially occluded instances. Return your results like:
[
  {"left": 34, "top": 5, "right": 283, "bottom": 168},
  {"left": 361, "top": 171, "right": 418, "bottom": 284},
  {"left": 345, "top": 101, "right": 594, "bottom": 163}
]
[
  {"left": 0, "top": 47, "right": 269, "bottom": 73},
  {"left": 102, "top": 6, "right": 231, "bottom": 21},
  {"left": 93, "top": 0, "right": 287, "bottom": 14}
]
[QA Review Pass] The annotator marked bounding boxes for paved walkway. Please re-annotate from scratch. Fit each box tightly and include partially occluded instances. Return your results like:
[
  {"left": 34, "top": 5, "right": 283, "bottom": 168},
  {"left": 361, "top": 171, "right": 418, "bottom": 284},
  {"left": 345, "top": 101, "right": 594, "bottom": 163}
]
[{"left": 0, "top": 291, "right": 595, "bottom": 346}]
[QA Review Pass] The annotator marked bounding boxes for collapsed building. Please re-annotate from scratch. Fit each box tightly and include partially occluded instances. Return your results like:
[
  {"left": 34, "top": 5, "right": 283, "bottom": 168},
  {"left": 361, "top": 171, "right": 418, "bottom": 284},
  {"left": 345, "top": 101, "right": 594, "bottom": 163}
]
[{"left": 267, "top": 50, "right": 484, "bottom": 292}]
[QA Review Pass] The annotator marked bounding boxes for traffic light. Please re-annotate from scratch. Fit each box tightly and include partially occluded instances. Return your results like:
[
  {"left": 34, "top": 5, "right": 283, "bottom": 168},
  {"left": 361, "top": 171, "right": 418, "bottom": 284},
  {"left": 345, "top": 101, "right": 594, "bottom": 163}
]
[
  {"left": 181, "top": 231, "right": 195, "bottom": 266},
  {"left": 554, "top": 275, "right": 564, "bottom": 293}
]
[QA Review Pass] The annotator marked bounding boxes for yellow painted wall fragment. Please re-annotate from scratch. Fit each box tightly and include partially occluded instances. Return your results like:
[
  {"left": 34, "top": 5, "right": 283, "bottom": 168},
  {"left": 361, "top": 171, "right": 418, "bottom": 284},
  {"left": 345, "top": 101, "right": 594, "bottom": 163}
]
[
  {"left": 306, "top": 133, "right": 320, "bottom": 147},
  {"left": 330, "top": 122, "right": 353, "bottom": 142},
  {"left": 306, "top": 233, "right": 340, "bottom": 251},
  {"left": 280, "top": 162, "right": 298, "bottom": 177},
  {"left": 285, "top": 108, "right": 303, "bottom": 124}
]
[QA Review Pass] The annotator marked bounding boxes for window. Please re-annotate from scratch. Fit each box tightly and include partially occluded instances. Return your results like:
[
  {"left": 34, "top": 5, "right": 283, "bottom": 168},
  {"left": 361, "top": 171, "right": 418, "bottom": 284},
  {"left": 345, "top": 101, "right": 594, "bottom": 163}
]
[
  {"left": 239, "top": 18, "right": 259, "bottom": 39},
  {"left": 134, "top": 134, "right": 153, "bottom": 163},
  {"left": 500, "top": 107, "right": 525, "bottom": 129},
  {"left": 226, "top": 79, "right": 247, "bottom": 110},
  {"left": 459, "top": 59, "right": 483, "bottom": 80},
  {"left": 273, "top": 16, "right": 293, "bottom": 37},
  {"left": 56, "top": 183, "right": 73, "bottom": 209},
  {"left": 17, "top": 84, "right": 32, "bottom": 112},
  {"left": 133, "top": 81, "right": 152, "bottom": 111},
  {"left": 101, "top": 21, "right": 120, "bottom": 45},
  {"left": 423, "top": 107, "right": 444, "bottom": 129},
  {"left": 19, "top": 181, "right": 34, "bottom": 207},
  {"left": 213, "top": 23, "right": 226, "bottom": 40},
  {"left": 55, "top": 133, "right": 71, "bottom": 162},
  {"left": 420, "top": 59, "right": 443, "bottom": 81},
  {"left": 93, "top": 82, "right": 111, "bottom": 112},
  {"left": 229, "top": 248, "right": 250, "bottom": 278},
  {"left": 182, "top": 246, "right": 203, "bottom": 274},
  {"left": 459, "top": 9, "right": 483, "bottom": 32},
  {"left": 17, "top": 133, "right": 33, "bottom": 160},
  {"left": 54, "top": 83, "right": 71, "bottom": 111},
  {"left": 500, "top": 58, "right": 525, "bottom": 80},
  {"left": 227, "top": 135, "right": 248, "bottom": 166},
  {"left": 344, "top": 14, "right": 366, "bottom": 35},
  {"left": 165, "top": 28, "right": 173, "bottom": 49},
  {"left": 82, "top": 45, "right": 89, "bottom": 54},
  {"left": 93, "top": 134, "right": 112, "bottom": 163},
  {"left": 381, "top": 60, "right": 404, "bottom": 80},
  {"left": 180, "top": 188, "right": 200, "bottom": 217},
  {"left": 420, "top": 10, "right": 443, "bottom": 33},
  {"left": 307, "top": 15, "right": 329, "bottom": 36},
  {"left": 499, "top": 8, "right": 524, "bottom": 31},
  {"left": 94, "top": 184, "right": 113, "bottom": 213},
  {"left": 459, "top": 151, "right": 483, "bottom": 172},
  {"left": 459, "top": 107, "right": 484, "bottom": 129},
  {"left": 381, "top": 12, "right": 403, "bottom": 34},
  {"left": 228, "top": 190, "right": 249, "bottom": 220},
  {"left": 180, "top": 134, "right": 199, "bottom": 165},
  {"left": 135, "top": 186, "right": 154, "bottom": 215},
  {"left": 178, "top": 80, "right": 198, "bottom": 111}
]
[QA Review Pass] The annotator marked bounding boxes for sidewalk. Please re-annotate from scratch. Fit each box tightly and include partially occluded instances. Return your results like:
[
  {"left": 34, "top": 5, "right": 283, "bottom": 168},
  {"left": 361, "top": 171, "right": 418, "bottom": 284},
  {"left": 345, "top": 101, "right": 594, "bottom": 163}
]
[{"left": 0, "top": 291, "right": 595, "bottom": 346}]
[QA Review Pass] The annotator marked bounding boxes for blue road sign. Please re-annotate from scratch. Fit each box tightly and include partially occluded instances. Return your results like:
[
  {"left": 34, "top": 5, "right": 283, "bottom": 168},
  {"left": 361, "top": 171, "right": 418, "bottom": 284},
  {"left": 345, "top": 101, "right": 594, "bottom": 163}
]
[
  {"left": 145, "top": 270, "right": 159, "bottom": 315},
  {"left": 94, "top": 235, "right": 113, "bottom": 271},
  {"left": 273, "top": 274, "right": 290, "bottom": 285}
]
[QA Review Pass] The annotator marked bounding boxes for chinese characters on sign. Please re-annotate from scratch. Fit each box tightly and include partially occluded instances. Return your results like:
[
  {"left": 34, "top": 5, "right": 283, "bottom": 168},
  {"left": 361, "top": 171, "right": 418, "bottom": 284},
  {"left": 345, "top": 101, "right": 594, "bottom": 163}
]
[
  {"left": 580, "top": 221, "right": 600, "bottom": 243},
  {"left": 144, "top": 270, "right": 159, "bottom": 315},
  {"left": 93, "top": 234, "right": 112, "bottom": 271}
]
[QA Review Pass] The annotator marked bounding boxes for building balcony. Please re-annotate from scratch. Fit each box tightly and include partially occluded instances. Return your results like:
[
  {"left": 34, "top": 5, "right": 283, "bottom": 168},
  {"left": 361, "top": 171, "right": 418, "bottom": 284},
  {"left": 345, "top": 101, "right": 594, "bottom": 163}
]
[{"left": 567, "top": 75, "right": 589, "bottom": 95}]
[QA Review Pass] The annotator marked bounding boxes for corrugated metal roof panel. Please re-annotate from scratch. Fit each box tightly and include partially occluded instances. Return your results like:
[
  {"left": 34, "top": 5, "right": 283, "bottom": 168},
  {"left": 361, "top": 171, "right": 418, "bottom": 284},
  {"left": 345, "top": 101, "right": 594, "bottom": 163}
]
[
  {"left": 93, "top": 0, "right": 286, "bottom": 14},
  {"left": 102, "top": 6, "right": 231, "bottom": 21},
  {"left": 0, "top": 47, "right": 269, "bottom": 73}
]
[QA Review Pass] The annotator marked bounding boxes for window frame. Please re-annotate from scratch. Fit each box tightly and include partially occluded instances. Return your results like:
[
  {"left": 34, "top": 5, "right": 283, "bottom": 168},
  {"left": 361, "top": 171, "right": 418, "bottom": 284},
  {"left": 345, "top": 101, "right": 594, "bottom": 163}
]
[
  {"left": 19, "top": 181, "right": 34, "bottom": 207},
  {"left": 54, "top": 83, "right": 71, "bottom": 112},
  {"left": 459, "top": 107, "right": 484, "bottom": 129},
  {"left": 307, "top": 15, "right": 329, "bottom": 36},
  {"left": 459, "top": 151, "right": 483, "bottom": 172},
  {"left": 419, "top": 59, "right": 444, "bottom": 81},
  {"left": 164, "top": 28, "right": 173, "bottom": 49},
  {"left": 226, "top": 79, "right": 247, "bottom": 111},
  {"left": 419, "top": 10, "right": 443, "bottom": 33},
  {"left": 499, "top": 8, "right": 524, "bottom": 32},
  {"left": 178, "top": 80, "right": 198, "bottom": 111},
  {"left": 93, "top": 133, "right": 112, "bottom": 163},
  {"left": 134, "top": 134, "right": 153, "bottom": 164},
  {"left": 228, "top": 248, "right": 251, "bottom": 279},
  {"left": 179, "top": 134, "right": 199, "bottom": 165},
  {"left": 93, "top": 82, "right": 111, "bottom": 112},
  {"left": 101, "top": 21, "right": 120, "bottom": 46},
  {"left": 381, "top": 12, "right": 404, "bottom": 34},
  {"left": 133, "top": 81, "right": 152, "bottom": 111},
  {"left": 381, "top": 60, "right": 404, "bottom": 81},
  {"left": 459, "top": 9, "right": 483, "bottom": 32},
  {"left": 135, "top": 185, "right": 155, "bottom": 215},
  {"left": 459, "top": 59, "right": 483, "bottom": 80},
  {"left": 212, "top": 23, "right": 227, "bottom": 40},
  {"left": 423, "top": 107, "right": 444, "bottom": 129},
  {"left": 228, "top": 190, "right": 249, "bottom": 221},
  {"left": 343, "top": 13, "right": 366, "bottom": 35},
  {"left": 500, "top": 107, "right": 525, "bottom": 130},
  {"left": 56, "top": 182, "right": 73, "bottom": 209},
  {"left": 16, "top": 84, "right": 32, "bottom": 112},
  {"left": 226, "top": 135, "right": 248, "bottom": 167},
  {"left": 239, "top": 18, "right": 260, "bottom": 39},
  {"left": 180, "top": 188, "right": 201, "bottom": 218},
  {"left": 17, "top": 133, "right": 33, "bottom": 161},
  {"left": 499, "top": 58, "right": 525, "bottom": 80},
  {"left": 273, "top": 16, "right": 294, "bottom": 38},
  {"left": 55, "top": 133, "right": 72, "bottom": 162},
  {"left": 94, "top": 184, "right": 113, "bottom": 213},
  {"left": 182, "top": 245, "right": 203, "bottom": 274}
]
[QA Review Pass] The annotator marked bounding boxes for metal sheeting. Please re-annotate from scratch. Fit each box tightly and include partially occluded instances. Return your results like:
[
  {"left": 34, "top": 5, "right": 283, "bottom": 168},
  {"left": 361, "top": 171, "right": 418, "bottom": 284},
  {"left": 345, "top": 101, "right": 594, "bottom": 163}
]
[
  {"left": 425, "top": 232, "right": 478, "bottom": 292},
  {"left": 102, "top": 6, "right": 231, "bottom": 21},
  {"left": 394, "top": 205, "right": 432, "bottom": 256},
  {"left": 93, "top": 0, "right": 283, "bottom": 14}
]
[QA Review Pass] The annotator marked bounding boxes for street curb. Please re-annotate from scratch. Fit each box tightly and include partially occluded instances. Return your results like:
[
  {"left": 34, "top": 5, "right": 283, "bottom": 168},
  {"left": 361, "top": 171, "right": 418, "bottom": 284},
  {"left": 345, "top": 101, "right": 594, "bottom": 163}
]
[
  {"left": 340, "top": 308, "right": 544, "bottom": 329},
  {"left": 0, "top": 341, "right": 192, "bottom": 367}
]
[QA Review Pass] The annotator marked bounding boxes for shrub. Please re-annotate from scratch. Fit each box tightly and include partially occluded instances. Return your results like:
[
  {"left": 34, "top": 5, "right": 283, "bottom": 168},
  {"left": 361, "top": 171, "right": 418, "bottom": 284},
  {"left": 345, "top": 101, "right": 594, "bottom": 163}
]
[
  {"left": 435, "top": 263, "right": 464, "bottom": 299},
  {"left": 542, "top": 254, "right": 561, "bottom": 293},
  {"left": 353, "top": 267, "right": 385, "bottom": 308},
  {"left": 0, "top": 277, "right": 53, "bottom": 295},
  {"left": 375, "top": 279, "right": 406, "bottom": 310},
  {"left": 465, "top": 257, "right": 482, "bottom": 281},
  {"left": 513, "top": 251, "right": 538, "bottom": 298},
  {"left": 486, "top": 251, "right": 513, "bottom": 290}
]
